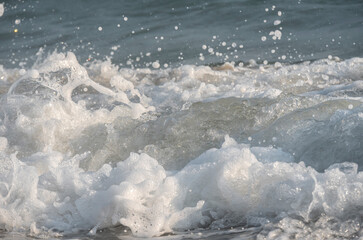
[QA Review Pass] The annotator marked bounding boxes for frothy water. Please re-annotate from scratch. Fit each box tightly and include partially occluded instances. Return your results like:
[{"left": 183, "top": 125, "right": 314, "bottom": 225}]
[
  {"left": 0, "top": 1, "right": 363, "bottom": 239},
  {"left": 0, "top": 51, "right": 362, "bottom": 239}
]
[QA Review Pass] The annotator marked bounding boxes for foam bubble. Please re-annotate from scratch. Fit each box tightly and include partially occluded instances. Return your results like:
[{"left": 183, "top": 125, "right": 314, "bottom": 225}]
[
  {"left": 28, "top": 69, "right": 39, "bottom": 78},
  {"left": 152, "top": 61, "right": 160, "bottom": 69},
  {"left": 0, "top": 137, "right": 7, "bottom": 150},
  {"left": 19, "top": 69, "right": 26, "bottom": 75},
  {"left": 274, "top": 20, "right": 281, "bottom": 25},
  {"left": 0, "top": 3, "right": 4, "bottom": 17},
  {"left": 269, "top": 30, "right": 282, "bottom": 40}
]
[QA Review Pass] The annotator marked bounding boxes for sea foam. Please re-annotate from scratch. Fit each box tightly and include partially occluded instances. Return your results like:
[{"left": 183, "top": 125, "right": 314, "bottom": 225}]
[
  {"left": 0, "top": 136, "right": 362, "bottom": 238},
  {"left": 0, "top": 52, "right": 362, "bottom": 238}
]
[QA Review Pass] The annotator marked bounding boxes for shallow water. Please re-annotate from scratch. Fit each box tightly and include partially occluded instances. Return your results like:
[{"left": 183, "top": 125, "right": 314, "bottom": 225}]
[{"left": 0, "top": 1, "right": 363, "bottom": 240}]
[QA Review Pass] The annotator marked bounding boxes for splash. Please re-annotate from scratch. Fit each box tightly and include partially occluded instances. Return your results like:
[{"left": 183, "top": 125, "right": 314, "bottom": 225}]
[{"left": 0, "top": 52, "right": 362, "bottom": 238}]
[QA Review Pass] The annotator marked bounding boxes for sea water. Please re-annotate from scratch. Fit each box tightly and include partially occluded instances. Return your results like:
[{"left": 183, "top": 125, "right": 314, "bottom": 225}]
[{"left": 0, "top": 0, "right": 362, "bottom": 239}]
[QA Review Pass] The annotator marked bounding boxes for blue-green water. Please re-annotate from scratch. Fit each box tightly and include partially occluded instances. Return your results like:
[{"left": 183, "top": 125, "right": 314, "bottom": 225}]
[{"left": 1, "top": 0, "right": 362, "bottom": 68}]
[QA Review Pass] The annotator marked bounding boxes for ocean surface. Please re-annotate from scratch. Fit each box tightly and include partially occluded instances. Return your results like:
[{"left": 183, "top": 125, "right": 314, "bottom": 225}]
[{"left": 0, "top": 0, "right": 363, "bottom": 239}]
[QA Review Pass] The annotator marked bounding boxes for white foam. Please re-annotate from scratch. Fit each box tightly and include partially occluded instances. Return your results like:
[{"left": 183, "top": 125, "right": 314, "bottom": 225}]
[
  {"left": 273, "top": 20, "right": 281, "bottom": 26},
  {"left": 0, "top": 53, "right": 362, "bottom": 238},
  {"left": 0, "top": 136, "right": 362, "bottom": 238},
  {"left": 0, "top": 3, "right": 4, "bottom": 17}
]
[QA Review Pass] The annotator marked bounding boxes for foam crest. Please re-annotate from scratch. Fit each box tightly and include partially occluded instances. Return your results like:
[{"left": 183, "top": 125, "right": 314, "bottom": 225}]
[
  {"left": 0, "top": 137, "right": 362, "bottom": 238},
  {"left": 0, "top": 54, "right": 362, "bottom": 238},
  {"left": 1, "top": 52, "right": 155, "bottom": 158}
]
